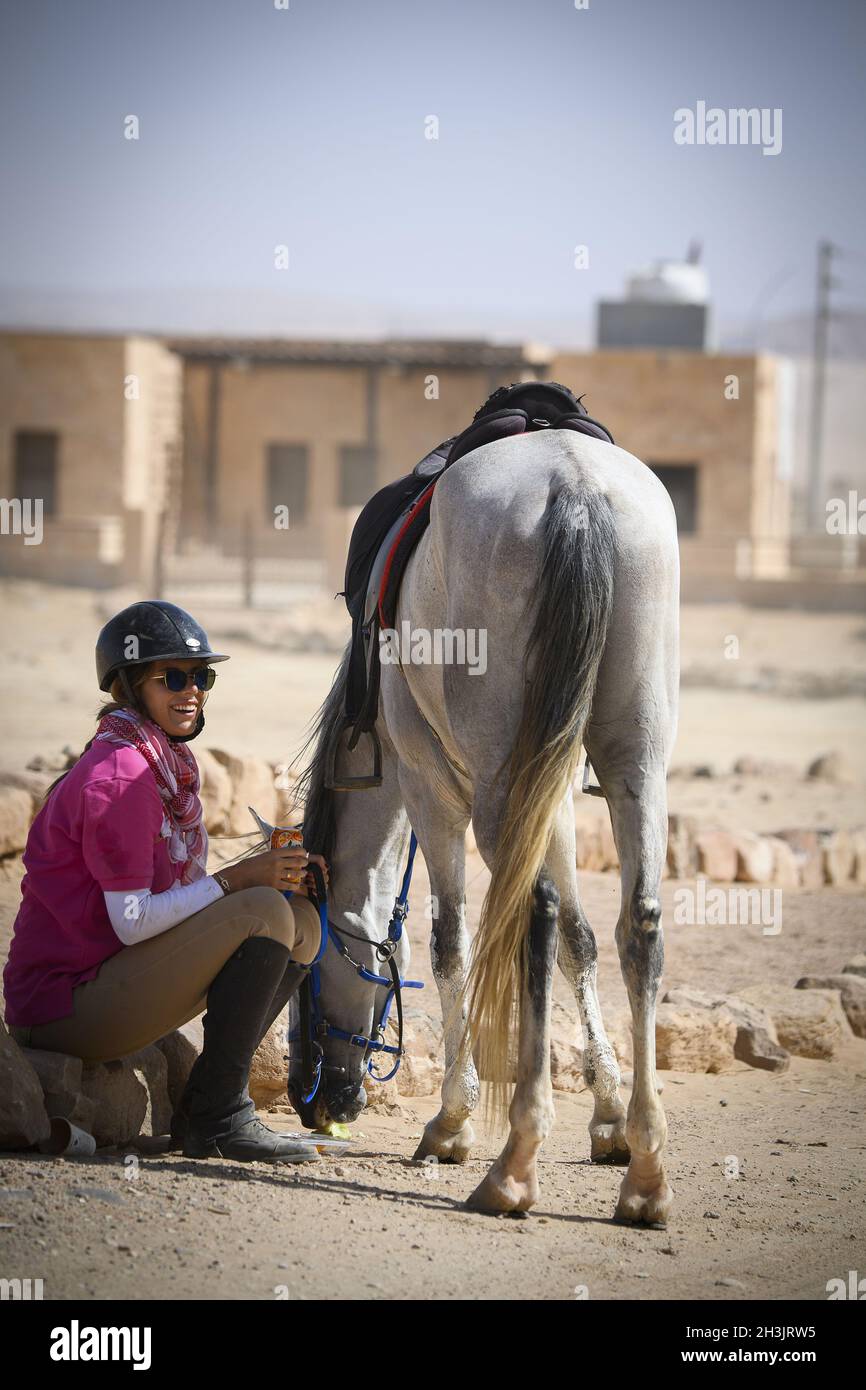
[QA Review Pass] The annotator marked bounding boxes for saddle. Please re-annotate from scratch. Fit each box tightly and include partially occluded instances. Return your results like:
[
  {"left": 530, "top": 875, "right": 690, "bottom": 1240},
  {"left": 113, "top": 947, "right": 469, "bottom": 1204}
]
[{"left": 326, "top": 382, "right": 615, "bottom": 789}]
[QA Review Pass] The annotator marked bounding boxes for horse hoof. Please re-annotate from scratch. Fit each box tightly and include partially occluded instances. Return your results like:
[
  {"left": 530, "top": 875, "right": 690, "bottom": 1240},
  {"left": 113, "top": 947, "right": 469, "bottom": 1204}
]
[
  {"left": 614, "top": 1170, "right": 673, "bottom": 1227},
  {"left": 465, "top": 1167, "right": 539, "bottom": 1215},
  {"left": 590, "top": 1120, "right": 631, "bottom": 1165},
  {"left": 413, "top": 1116, "right": 475, "bottom": 1165}
]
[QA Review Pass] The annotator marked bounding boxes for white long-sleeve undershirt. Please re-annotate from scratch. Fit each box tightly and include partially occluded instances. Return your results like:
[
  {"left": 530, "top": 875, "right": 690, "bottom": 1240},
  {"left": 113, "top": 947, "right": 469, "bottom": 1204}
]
[{"left": 104, "top": 875, "right": 226, "bottom": 946}]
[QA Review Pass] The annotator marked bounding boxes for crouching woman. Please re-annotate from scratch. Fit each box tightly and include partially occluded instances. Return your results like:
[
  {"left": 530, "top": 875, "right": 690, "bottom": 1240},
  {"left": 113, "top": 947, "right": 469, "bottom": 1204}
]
[{"left": 2, "top": 600, "right": 327, "bottom": 1164}]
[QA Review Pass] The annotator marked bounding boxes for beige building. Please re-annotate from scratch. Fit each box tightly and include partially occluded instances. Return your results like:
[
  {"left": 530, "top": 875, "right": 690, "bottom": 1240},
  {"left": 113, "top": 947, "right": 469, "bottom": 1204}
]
[
  {"left": 3, "top": 327, "right": 838, "bottom": 604},
  {"left": 0, "top": 332, "right": 181, "bottom": 587},
  {"left": 552, "top": 349, "right": 793, "bottom": 598}
]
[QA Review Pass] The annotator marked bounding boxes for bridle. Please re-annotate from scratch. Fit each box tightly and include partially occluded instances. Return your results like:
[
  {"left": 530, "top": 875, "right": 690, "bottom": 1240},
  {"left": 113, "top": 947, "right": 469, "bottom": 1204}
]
[{"left": 288, "top": 830, "right": 425, "bottom": 1105}]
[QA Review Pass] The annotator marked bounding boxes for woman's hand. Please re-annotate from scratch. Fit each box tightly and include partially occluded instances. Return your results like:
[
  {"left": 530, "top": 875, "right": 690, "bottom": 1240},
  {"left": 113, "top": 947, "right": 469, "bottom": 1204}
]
[
  {"left": 292, "top": 852, "right": 329, "bottom": 899},
  {"left": 217, "top": 848, "right": 329, "bottom": 896}
]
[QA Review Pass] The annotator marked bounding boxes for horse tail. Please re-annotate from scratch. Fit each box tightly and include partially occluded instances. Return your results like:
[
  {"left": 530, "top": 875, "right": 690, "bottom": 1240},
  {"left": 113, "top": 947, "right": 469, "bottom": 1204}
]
[{"left": 460, "top": 478, "right": 617, "bottom": 1125}]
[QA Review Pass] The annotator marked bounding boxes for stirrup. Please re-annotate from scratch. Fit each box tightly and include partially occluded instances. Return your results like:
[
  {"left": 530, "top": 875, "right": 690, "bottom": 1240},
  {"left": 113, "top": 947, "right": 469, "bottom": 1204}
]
[{"left": 324, "top": 715, "right": 383, "bottom": 790}]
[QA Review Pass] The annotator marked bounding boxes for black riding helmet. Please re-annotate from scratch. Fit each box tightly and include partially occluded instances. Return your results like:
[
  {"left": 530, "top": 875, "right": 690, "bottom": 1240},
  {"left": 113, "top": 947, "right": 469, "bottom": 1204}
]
[{"left": 95, "top": 600, "right": 229, "bottom": 743}]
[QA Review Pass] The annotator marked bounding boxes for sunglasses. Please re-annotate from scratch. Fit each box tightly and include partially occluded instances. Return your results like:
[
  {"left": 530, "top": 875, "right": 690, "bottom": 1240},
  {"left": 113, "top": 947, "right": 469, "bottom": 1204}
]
[{"left": 151, "top": 666, "right": 217, "bottom": 692}]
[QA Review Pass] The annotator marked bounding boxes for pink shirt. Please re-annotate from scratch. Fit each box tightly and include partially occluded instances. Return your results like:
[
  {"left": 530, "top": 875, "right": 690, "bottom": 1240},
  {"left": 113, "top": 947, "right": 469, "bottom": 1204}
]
[{"left": 2, "top": 739, "right": 185, "bottom": 1027}]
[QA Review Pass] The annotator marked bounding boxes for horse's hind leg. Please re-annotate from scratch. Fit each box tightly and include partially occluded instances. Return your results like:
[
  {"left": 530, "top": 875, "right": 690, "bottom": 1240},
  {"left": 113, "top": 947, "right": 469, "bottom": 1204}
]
[
  {"left": 586, "top": 736, "right": 673, "bottom": 1226},
  {"left": 465, "top": 861, "right": 559, "bottom": 1214},
  {"left": 546, "top": 802, "right": 629, "bottom": 1163}
]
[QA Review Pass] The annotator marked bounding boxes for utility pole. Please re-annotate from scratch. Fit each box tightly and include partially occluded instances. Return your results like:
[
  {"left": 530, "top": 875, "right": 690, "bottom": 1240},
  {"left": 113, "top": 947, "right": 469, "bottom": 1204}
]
[{"left": 807, "top": 240, "right": 835, "bottom": 531}]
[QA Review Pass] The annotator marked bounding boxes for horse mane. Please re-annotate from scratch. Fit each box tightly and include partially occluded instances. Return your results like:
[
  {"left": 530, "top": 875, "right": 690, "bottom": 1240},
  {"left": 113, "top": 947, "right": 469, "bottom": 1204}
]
[{"left": 290, "top": 641, "right": 351, "bottom": 861}]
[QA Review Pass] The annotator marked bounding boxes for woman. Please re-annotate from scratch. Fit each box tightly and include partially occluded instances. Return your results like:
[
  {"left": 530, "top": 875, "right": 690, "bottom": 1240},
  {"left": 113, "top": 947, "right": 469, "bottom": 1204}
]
[{"left": 2, "top": 599, "right": 328, "bottom": 1164}]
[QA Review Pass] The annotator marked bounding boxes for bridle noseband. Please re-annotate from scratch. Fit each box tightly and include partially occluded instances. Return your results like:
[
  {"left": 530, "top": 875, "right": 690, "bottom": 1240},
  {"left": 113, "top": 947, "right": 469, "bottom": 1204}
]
[{"left": 287, "top": 831, "right": 424, "bottom": 1105}]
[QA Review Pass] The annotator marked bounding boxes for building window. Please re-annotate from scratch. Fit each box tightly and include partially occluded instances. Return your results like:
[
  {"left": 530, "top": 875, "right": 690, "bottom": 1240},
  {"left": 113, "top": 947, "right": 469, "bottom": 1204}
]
[
  {"left": 339, "top": 445, "right": 378, "bottom": 507},
  {"left": 13, "top": 431, "right": 58, "bottom": 517},
  {"left": 266, "top": 443, "right": 308, "bottom": 525},
  {"left": 648, "top": 463, "right": 698, "bottom": 535}
]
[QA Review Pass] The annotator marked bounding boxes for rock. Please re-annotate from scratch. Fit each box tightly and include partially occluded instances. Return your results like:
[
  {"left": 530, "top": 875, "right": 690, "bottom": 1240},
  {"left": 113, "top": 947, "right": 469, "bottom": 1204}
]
[
  {"left": 0, "top": 786, "right": 34, "bottom": 857},
  {"left": 661, "top": 986, "right": 789, "bottom": 1072},
  {"left": 576, "top": 823, "right": 605, "bottom": 872},
  {"left": 666, "top": 814, "right": 698, "bottom": 879},
  {"left": 208, "top": 750, "right": 277, "bottom": 836},
  {"left": 852, "top": 832, "right": 866, "bottom": 888},
  {"left": 843, "top": 955, "right": 866, "bottom": 979},
  {"left": 550, "top": 1037, "right": 586, "bottom": 1092},
  {"left": 695, "top": 830, "right": 738, "bottom": 882},
  {"left": 80, "top": 1058, "right": 149, "bottom": 1147},
  {"left": 25, "top": 747, "right": 77, "bottom": 774},
  {"left": 605, "top": 1009, "right": 634, "bottom": 1069},
  {"left": 396, "top": 1053, "right": 444, "bottom": 1098},
  {"left": 773, "top": 830, "right": 824, "bottom": 890},
  {"left": 734, "top": 1026, "right": 790, "bottom": 1073},
  {"left": 361, "top": 1071, "right": 403, "bottom": 1115},
  {"left": 764, "top": 836, "right": 801, "bottom": 890},
  {"left": 732, "top": 756, "right": 790, "bottom": 777},
  {"left": 654, "top": 1002, "right": 737, "bottom": 1073},
  {"left": 738, "top": 984, "right": 851, "bottom": 1061},
  {"left": 20, "top": 1047, "right": 83, "bottom": 1095},
  {"left": 734, "top": 832, "right": 775, "bottom": 884},
  {"left": 0, "top": 768, "right": 51, "bottom": 807},
  {"left": 42, "top": 1089, "right": 98, "bottom": 1131},
  {"left": 806, "top": 751, "right": 855, "bottom": 785},
  {"left": 795, "top": 975, "right": 866, "bottom": 1038},
  {"left": 195, "top": 749, "right": 233, "bottom": 834},
  {"left": 402, "top": 1009, "right": 443, "bottom": 1060},
  {"left": 127, "top": 1045, "right": 173, "bottom": 1138},
  {"left": 818, "top": 830, "right": 854, "bottom": 885},
  {"left": 154, "top": 1017, "right": 203, "bottom": 1109},
  {"left": 598, "top": 817, "right": 619, "bottom": 870},
  {"left": 0, "top": 1021, "right": 51, "bottom": 1149},
  {"left": 548, "top": 1000, "right": 585, "bottom": 1092},
  {"left": 248, "top": 1012, "right": 290, "bottom": 1107}
]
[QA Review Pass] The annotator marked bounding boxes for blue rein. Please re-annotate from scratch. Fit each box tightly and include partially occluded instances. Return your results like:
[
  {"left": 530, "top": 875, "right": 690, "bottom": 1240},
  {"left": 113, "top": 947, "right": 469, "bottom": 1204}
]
[{"left": 286, "top": 831, "right": 424, "bottom": 1103}]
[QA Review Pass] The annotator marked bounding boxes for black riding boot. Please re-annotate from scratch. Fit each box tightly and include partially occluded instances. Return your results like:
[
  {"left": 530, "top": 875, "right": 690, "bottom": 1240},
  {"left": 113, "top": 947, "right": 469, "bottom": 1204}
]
[
  {"left": 179, "top": 939, "right": 318, "bottom": 1162},
  {"left": 170, "top": 958, "right": 310, "bottom": 1146}
]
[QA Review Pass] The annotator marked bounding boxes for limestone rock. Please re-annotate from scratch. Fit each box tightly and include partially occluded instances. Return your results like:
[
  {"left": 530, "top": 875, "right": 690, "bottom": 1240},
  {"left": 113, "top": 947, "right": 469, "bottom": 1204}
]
[
  {"left": 806, "top": 750, "right": 855, "bottom": 785},
  {"left": 818, "top": 831, "right": 854, "bottom": 885},
  {"left": 208, "top": 750, "right": 277, "bottom": 836},
  {"left": 738, "top": 984, "right": 851, "bottom": 1061},
  {"left": 852, "top": 832, "right": 866, "bottom": 887},
  {"left": 396, "top": 1053, "right": 444, "bottom": 1098},
  {"left": 734, "top": 832, "right": 775, "bottom": 884},
  {"left": 0, "top": 786, "right": 34, "bottom": 857},
  {"left": 666, "top": 814, "right": 698, "bottom": 879},
  {"left": 774, "top": 830, "right": 824, "bottom": 890},
  {"left": 42, "top": 1089, "right": 98, "bottom": 1131},
  {"left": 661, "top": 987, "right": 789, "bottom": 1072},
  {"left": 127, "top": 1044, "right": 173, "bottom": 1137},
  {"left": 655, "top": 1002, "right": 737, "bottom": 1073},
  {"left": 195, "top": 748, "right": 233, "bottom": 834},
  {"left": 80, "top": 1058, "right": 149, "bottom": 1146},
  {"left": 248, "top": 1012, "right": 290, "bottom": 1107},
  {"left": 764, "top": 836, "right": 801, "bottom": 890},
  {"left": 576, "top": 823, "right": 605, "bottom": 872},
  {"left": 154, "top": 1017, "right": 203, "bottom": 1109},
  {"left": 696, "top": 829, "right": 738, "bottom": 882},
  {"left": 0, "top": 1022, "right": 51, "bottom": 1149},
  {"left": 843, "top": 955, "right": 866, "bottom": 979},
  {"left": 795, "top": 974, "right": 866, "bottom": 1038},
  {"left": 21, "top": 1047, "right": 83, "bottom": 1095}
]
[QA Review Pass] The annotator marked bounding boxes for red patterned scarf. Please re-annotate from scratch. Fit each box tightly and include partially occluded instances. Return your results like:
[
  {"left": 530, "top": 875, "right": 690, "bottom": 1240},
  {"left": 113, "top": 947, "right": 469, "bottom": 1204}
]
[{"left": 95, "top": 709, "right": 207, "bottom": 883}]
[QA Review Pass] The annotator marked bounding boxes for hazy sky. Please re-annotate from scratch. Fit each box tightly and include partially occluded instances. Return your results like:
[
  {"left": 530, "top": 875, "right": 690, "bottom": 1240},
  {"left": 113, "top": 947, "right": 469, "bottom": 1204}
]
[{"left": 1, "top": 0, "right": 864, "bottom": 344}]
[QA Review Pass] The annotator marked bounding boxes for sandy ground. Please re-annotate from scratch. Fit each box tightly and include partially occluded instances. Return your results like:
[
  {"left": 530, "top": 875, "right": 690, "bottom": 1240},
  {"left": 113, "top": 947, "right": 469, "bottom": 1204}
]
[{"left": 1, "top": 578, "right": 864, "bottom": 1301}]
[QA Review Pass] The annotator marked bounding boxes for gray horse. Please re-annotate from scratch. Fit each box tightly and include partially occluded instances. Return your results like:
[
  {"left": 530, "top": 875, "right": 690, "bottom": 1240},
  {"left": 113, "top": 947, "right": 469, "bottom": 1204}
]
[{"left": 290, "top": 427, "right": 679, "bottom": 1223}]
